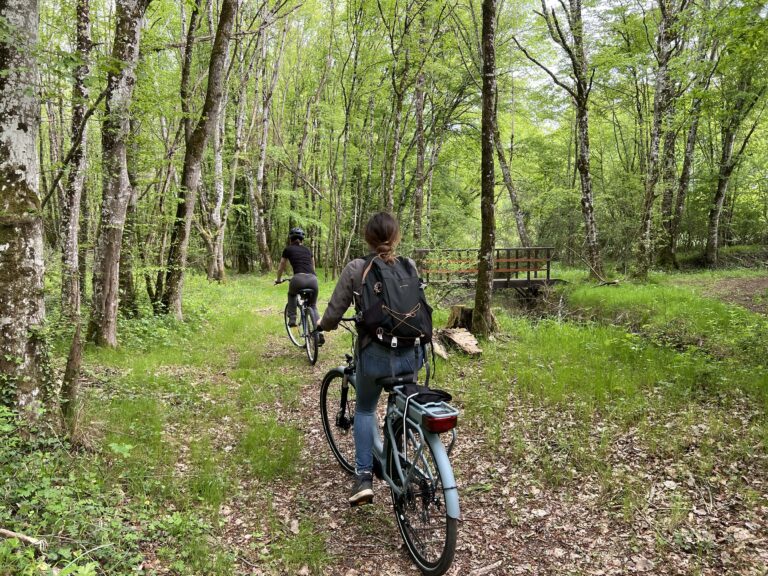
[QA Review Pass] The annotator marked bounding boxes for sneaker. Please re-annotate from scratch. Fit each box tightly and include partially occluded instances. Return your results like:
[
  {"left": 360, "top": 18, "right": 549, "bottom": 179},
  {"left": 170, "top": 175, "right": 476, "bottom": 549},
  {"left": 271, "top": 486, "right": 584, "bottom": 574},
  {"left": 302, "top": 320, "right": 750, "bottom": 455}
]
[
  {"left": 288, "top": 321, "right": 297, "bottom": 328},
  {"left": 317, "top": 332, "right": 325, "bottom": 346},
  {"left": 349, "top": 472, "right": 374, "bottom": 506}
]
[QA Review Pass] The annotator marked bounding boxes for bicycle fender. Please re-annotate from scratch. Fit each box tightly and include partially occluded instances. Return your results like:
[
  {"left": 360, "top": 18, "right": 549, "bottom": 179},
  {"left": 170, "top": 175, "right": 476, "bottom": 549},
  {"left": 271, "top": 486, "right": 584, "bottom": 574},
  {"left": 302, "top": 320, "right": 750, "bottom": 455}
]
[{"left": 425, "top": 433, "right": 460, "bottom": 519}]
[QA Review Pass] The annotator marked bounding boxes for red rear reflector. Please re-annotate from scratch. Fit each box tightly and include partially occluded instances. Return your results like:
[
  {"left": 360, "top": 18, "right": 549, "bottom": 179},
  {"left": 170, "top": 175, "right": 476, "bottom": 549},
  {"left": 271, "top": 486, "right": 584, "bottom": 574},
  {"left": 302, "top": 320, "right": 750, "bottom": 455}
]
[{"left": 424, "top": 415, "right": 457, "bottom": 433}]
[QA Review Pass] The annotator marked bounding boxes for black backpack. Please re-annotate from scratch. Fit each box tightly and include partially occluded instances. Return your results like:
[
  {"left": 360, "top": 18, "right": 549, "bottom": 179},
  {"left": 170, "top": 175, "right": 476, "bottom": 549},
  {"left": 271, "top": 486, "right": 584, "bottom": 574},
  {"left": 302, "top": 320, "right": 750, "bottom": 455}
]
[{"left": 358, "top": 255, "right": 432, "bottom": 348}]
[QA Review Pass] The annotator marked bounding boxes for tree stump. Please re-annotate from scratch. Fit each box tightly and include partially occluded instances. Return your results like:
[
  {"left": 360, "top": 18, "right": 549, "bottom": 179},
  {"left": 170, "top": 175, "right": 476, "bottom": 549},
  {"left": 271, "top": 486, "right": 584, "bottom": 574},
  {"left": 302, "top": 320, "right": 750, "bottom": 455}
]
[
  {"left": 446, "top": 305, "right": 474, "bottom": 329},
  {"left": 446, "top": 304, "right": 497, "bottom": 333}
]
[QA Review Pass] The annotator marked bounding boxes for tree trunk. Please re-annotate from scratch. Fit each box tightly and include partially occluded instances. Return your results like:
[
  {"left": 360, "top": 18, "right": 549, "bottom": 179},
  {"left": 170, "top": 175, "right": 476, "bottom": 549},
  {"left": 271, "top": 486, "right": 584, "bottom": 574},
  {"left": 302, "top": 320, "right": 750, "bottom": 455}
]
[
  {"left": 658, "top": 102, "right": 678, "bottom": 268},
  {"left": 575, "top": 104, "right": 603, "bottom": 279},
  {"left": 636, "top": 89, "right": 666, "bottom": 276},
  {"left": 385, "top": 89, "right": 405, "bottom": 212},
  {"left": 659, "top": 3, "right": 717, "bottom": 267},
  {"left": 252, "top": 23, "right": 286, "bottom": 272},
  {"left": 61, "top": 0, "right": 91, "bottom": 320},
  {"left": 521, "top": 0, "right": 604, "bottom": 278},
  {"left": 45, "top": 100, "right": 65, "bottom": 246},
  {"left": 704, "top": 75, "right": 765, "bottom": 266},
  {"left": 212, "top": 41, "right": 260, "bottom": 281},
  {"left": 161, "top": 0, "right": 236, "bottom": 319},
  {"left": 78, "top": 174, "right": 90, "bottom": 307},
  {"left": 472, "top": 0, "right": 497, "bottom": 338},
  {"left": 705, "top": 128, "right": 737, "bottom": 266},
  {"left": 88, "top": 0, "right": 150, "bottom": 347},
  {"left": 0, "top": 0, "right": 51, "bottom": 414},
  {"left": 634, "top": 0, "right": 686, "bottom": 278},
  {"left": 119, "top": 188, "right": 139, "bottom": 317},
  {"left": 493, "top": 121, "right": 530, "bottom": 247},
  {"left": 203, "top": 37, "right": 234, "bottom": 283},
  {"left": 413, "top": 70, "right": 426, "bottom": 242}
]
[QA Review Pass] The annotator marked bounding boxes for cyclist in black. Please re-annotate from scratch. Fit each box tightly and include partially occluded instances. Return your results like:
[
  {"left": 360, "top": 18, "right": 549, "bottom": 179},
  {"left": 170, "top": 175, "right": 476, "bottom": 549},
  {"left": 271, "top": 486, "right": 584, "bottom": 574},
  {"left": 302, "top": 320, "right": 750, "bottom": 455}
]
[{"left": 275, "top": 228, "right": 321, "bottom": 337}]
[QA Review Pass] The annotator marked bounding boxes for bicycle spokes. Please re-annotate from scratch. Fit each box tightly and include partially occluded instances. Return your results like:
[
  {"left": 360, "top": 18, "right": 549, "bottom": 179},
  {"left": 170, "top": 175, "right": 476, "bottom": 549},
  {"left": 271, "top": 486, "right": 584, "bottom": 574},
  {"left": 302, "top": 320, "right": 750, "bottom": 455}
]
[{"left": 390, "top": 422, "right": 456, "bottom": 575}]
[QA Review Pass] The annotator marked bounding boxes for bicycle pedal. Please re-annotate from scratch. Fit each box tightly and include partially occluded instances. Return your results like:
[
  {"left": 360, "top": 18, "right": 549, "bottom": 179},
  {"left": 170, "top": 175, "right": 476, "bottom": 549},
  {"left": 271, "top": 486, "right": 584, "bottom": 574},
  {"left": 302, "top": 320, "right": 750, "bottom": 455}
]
[{"left": 349, "top": 495, "right": 374, "bottom": 508}]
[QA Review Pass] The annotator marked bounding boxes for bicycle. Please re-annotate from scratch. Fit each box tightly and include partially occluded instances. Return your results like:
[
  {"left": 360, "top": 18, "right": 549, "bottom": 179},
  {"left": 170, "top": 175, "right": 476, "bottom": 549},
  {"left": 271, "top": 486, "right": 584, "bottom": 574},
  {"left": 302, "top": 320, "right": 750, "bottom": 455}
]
[
  {"left": 319, "top": 319, "right": 460, "bottom": 576},
  {"left": 275, "top": 278, "right": 319, "bottom": 365}
]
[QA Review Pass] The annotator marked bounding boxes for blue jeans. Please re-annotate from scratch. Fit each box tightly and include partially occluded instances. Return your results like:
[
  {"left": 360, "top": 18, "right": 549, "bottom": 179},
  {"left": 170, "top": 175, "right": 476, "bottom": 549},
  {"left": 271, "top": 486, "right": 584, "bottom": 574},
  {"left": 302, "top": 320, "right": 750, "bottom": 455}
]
[{"left": 354, "top": 343, "right": 423, "bottom": 474}]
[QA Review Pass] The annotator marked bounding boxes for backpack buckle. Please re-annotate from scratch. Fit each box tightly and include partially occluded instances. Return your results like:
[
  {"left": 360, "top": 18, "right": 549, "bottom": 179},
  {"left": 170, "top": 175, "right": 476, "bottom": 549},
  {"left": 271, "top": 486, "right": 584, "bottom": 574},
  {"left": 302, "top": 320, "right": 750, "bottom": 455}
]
[
  {"left": 376, "top": 327, "right": 384, "bottom": 341},
  {"left": 391, "top": 336, "right": 398, "bottom": 348}
]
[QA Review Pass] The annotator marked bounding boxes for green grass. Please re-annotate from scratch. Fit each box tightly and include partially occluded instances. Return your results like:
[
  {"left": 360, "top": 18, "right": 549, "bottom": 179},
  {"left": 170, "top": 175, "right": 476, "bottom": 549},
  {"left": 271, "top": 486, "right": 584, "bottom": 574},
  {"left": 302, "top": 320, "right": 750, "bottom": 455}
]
[
  {"left": 564, "top": 281, "right": 768, "bottom": 373},
  {"left": 238, "top": 416, "right": 303, "bottom": 480}
]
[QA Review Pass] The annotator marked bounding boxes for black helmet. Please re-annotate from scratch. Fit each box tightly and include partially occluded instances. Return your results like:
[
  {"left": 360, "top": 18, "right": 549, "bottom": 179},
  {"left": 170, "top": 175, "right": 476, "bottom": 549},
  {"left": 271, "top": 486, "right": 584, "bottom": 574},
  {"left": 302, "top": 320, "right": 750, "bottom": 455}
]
[{"left": 289, "top": 227, "right": 305, "bottom": 241}]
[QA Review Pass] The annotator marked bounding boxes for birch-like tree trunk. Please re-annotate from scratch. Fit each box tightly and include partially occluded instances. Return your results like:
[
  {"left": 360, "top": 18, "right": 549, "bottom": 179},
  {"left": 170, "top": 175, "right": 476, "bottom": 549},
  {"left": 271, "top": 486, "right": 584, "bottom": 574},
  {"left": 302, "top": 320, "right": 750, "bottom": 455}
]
[
  {"left": 61, "top": 0, "right": 91, "bottom": 319},
  {"left": 413, "top": 70, "right": 426, "bottom": 242},
  {"left": 161, "top": 0, "right": 237, "bottom": 319},
  {"left": 658, "top": 102, "right": 678, "bottom": 267},
  {"left": 704, "top": 76, "right": 765, "bottom": 266},
  {"left": 659, "top": 29, "right": 718, "bottom": 267},
  {"left": 472, "top": 0, "right": 497, "bottom": 338},
  {"left": 88, "top": 0, "right": 150, "bottom": 347},
  {"left": 493, "top": 120, "right": 530, "bottom": 247},
  {"left": 515, "top": 0, "right": 603, "bottom": 278},
  {"left": 200, "top": 29, "right": 237, "bottom": 282},
  {"left": 250, "top": 22, "right": 286, "bottom": 272},
  {"left": 207, "top": 36, "right": 260, "bottom": 282},
  {"left": 635, "top": 0, "right": 686, "bottom": 278},
  {"left": 0, "top": 0, "right": 51, "bottom": 414}
]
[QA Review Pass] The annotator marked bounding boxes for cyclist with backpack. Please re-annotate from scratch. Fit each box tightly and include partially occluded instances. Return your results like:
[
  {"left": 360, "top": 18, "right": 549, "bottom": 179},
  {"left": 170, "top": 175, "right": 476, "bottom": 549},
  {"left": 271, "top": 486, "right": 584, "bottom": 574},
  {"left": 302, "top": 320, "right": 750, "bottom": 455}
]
[
  {"left": 318, "top": 212, "right": 432, "bottom": 506},
  {"left": 275, "top": 228, "right": 322, "bottom": 339}
]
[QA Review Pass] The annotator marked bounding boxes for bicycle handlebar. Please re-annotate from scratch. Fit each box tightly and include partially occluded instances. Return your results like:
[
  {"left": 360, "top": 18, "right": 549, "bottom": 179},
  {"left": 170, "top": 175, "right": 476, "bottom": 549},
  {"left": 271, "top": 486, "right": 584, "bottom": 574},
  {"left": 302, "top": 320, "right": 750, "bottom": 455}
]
[{"left": 274, "top": 277, "right": 292, "bottom": 285}]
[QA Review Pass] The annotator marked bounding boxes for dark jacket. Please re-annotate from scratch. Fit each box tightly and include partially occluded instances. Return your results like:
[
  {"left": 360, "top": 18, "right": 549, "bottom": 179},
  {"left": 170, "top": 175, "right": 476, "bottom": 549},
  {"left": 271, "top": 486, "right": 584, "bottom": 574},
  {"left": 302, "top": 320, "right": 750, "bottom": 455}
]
[{"left": 319, "top": 255, "right": 418, "bottom": 331}]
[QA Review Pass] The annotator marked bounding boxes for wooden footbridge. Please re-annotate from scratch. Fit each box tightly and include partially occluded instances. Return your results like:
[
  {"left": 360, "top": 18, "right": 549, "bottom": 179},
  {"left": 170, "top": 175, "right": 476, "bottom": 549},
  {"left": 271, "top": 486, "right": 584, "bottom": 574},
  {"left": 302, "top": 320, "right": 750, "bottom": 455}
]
[{"left": 412, "top": 247, "right": 560, "bottom": 297}]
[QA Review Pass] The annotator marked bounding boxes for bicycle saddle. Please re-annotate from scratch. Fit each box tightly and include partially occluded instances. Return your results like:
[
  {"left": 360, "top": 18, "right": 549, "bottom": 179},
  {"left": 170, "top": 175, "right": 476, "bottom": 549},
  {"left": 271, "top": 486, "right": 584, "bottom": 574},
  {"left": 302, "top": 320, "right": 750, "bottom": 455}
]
[{"left": 376, "top": 374, "right": 418, "bottom": 391}]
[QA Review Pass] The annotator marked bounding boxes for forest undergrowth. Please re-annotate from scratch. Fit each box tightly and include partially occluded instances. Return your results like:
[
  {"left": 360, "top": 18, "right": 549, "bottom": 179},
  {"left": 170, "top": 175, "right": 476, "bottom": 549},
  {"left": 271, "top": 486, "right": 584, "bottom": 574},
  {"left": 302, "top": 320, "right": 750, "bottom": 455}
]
[{"left": 1, "top": 269, "right": 767, "bottom": 575}]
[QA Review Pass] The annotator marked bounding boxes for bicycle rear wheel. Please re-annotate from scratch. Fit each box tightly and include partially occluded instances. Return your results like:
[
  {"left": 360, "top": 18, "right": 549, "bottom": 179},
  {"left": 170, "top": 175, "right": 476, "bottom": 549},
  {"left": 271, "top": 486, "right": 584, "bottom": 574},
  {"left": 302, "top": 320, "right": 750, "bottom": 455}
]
[
  {"left": 319, "top": 370, "right": 356, "bottom": 474},
  {"left": 284, "top": 302, "right": 302, "bottom": 347},
  {"left": 304, "top": 308, "right": 318, "bottom": 365},
  {"left": 388, "top": 420, "right": 457, "bottom": 576}
]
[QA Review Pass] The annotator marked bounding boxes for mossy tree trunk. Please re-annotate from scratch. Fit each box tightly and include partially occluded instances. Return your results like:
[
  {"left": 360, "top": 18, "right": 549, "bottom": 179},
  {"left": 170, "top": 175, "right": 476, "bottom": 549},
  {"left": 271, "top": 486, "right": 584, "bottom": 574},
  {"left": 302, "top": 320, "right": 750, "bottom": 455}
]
[
  {"left": 161, "top": 0, "right": 237, "bottom": 318},
  {"left": 472, "top": 0, "right": 497, "bottom": 339},
  {"left": 88, "top": 0, "right": 151, "bottom": 346},
  {"left": 0, "top": 0, "right": 51, "bottom": 415},
  {"left": 60, "top": 0, "right": 91, "bottom": 320}
]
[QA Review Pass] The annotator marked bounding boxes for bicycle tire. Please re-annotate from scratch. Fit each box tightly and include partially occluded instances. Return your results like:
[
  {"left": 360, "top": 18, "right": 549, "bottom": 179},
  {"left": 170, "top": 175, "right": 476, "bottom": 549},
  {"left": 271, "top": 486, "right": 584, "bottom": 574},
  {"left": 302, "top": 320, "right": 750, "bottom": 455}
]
[
  {"left": 284, "top": 302, "right": 302, "bottom": 347},
  {"left": 388, "top": 419, "right": 457, "bottom": 576},
  {"left": 304, "top": 308, "right": 319, "bottom": 365},
  {"left": 319, "top": 370, "right": 356, "bottom": 474}
]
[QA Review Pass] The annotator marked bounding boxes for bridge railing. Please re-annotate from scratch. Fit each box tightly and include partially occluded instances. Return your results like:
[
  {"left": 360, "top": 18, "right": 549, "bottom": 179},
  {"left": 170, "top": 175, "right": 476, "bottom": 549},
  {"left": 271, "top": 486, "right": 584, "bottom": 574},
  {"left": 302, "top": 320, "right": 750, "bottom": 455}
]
[{"left": 412, "top": 247, "right": 554, "bottom": 286}]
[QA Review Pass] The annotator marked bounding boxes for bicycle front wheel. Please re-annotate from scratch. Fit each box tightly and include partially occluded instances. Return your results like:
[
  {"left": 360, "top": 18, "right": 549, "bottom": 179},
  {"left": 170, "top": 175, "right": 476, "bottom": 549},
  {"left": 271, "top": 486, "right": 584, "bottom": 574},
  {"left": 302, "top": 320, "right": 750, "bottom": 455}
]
[
  {"left": 284, "top": 302, "right": 303, "bottom": 347},
  {"left": 304, "top": 308, "right": 318, "bottom": 365},
  {"left": 319, "top": 370, "right": 356, "bottom": 474},
  {"left": 388, "top": 420, "right": 457, "bottom": 576}
]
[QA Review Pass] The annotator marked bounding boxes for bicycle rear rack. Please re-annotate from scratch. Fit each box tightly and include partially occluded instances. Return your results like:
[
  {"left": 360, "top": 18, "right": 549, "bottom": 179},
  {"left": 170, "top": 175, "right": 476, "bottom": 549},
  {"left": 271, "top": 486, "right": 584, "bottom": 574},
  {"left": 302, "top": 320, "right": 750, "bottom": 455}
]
[{"left": 391, "top": 385, "right": 459, "bottom": 455}]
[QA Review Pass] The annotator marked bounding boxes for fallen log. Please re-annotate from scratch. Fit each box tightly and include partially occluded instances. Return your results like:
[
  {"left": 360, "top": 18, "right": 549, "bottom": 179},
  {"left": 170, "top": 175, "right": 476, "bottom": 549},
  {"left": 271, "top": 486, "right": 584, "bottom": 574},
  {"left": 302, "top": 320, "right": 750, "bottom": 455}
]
[
  {"left": 440, "top": 328, "right": 482, "bottom": 355},
  {"left": 431, "top": 338, "right": 449, "bottom": 360}
]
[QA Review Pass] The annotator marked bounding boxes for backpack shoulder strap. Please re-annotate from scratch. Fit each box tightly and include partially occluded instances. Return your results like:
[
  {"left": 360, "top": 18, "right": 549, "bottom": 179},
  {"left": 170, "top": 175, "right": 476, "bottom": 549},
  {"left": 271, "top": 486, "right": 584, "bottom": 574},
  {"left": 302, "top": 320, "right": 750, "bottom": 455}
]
[
  {"left": 398, "top": 256, "right": 418, "bottom": 275},
  {"left": 361, "top": 254, "right": 378, "bottom": 285}
]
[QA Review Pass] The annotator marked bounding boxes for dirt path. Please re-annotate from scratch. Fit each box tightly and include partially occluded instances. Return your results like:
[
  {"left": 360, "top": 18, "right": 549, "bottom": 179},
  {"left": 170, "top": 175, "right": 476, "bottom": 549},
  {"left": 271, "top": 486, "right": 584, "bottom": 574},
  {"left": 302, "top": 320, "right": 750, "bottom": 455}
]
[{"left": 675, "top": 275, "right": 768, "bottom": 315}]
